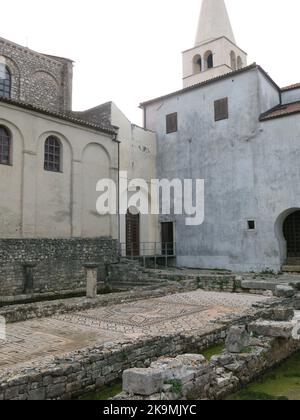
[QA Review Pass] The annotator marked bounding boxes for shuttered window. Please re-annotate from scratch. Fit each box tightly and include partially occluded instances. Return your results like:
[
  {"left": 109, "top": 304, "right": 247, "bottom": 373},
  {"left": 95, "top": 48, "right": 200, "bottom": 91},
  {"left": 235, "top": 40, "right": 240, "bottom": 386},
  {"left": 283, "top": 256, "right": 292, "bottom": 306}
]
[
  {"left": 214, "top": 98, "right": 229, "bottom": 121},
  {"left": 166, "top": 113, "right": 178, "bottom": 134}
]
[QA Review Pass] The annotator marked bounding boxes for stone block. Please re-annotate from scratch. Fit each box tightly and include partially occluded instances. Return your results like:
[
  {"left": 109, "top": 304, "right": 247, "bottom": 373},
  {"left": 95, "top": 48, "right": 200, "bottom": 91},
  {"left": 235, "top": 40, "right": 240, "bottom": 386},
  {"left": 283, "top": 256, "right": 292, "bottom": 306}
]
[
  {"left": 28, "top": 388, "right": 46, "bottom": 400},
  {"left": 225, "top": 326, "right": 250, "bottom": 353},
  {"left": 5, "top": 386, "right": 20, "bottom": 400},
  {"left": 269, "top": 308, "right": 294, "bottom": 322},
  {"left": 274, "top": 285, "right": 295, "bottom": 298},
  {"left": 46, "top": 383, "right": 66, "bottom": 399},
  {"left": 248, "top": 321, "right": 294, "bottom": 339},
  {"left": 241, "top": 280, "right": 277, "bottom": 292},
  {"left": 292, "top": 282, "right": 300, "bottom": 291},
  {"left": 175, "top": 354, "right": 206, "bottom": 367},
  {"left": 85, "top": 264, "right": 98, "bottom": 299},
  {"left": 123, "top": 368, "right": 163, "bottom": 396},
  {"left": 210, "top": 353, "right": 234, "bottom": 366}
]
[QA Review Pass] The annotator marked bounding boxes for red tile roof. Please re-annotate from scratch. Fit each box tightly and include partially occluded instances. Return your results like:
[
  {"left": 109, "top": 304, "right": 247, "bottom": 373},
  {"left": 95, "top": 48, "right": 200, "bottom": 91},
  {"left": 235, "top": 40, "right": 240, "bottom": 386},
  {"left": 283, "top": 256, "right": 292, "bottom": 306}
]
[
  {"left": 281, "top": 83, "right": 300, "bottom": 92},
  {"left": 0, "top": 96, "right": 117, "bottom": 135},
  {"left": 260, "top": 101, "right": 300, "bottom": 121}
]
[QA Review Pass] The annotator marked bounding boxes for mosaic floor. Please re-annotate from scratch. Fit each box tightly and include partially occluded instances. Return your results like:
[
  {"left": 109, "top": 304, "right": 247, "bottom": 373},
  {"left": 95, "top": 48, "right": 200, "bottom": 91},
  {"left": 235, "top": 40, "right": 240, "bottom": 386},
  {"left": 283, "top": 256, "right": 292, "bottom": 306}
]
[{"left": 0, "top": 291, "right": 269, "bottom": 369}]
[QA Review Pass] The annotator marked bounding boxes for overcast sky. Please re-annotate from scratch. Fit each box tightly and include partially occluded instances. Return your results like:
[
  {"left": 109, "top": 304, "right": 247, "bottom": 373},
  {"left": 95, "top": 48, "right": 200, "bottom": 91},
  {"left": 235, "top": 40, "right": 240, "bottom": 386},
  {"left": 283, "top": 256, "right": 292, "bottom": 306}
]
[{"left": 1, "top": 0, "right": 300, "bottom": 124}]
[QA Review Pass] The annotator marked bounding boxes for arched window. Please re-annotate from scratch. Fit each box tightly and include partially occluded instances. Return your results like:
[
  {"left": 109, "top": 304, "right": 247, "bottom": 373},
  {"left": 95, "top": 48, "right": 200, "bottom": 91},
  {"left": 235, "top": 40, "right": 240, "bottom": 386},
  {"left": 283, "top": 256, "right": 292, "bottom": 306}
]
[
  {"left": 207, "top": 54, "right": 213, "bottom": 69},
  {"left": 204, "top": 51, "right": 213, "bottom": 70},
  {"left": 0, "top": 65, "right": 11, "bottom": 98},
  {"left": 230, "top": 51, "right": 237, "bottom": 70},
  {"left": 0, "top": 126, "right": 12, "bottom": 165},
  {"left": 237, "top": 56, "right": 243, "bottom": 70},
  {"left": 44, "top": 136, "right": 62, "bottom": 172},
  {"left": 193, "top": 55, "right": 202, "bottom": 74}
]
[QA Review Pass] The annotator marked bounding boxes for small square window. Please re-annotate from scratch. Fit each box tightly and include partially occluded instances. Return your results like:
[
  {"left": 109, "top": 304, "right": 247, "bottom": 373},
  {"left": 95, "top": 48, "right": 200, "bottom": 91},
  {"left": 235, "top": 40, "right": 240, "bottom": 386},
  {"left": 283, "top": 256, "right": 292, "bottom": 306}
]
[
  {"left": 214, "top": 98, "right": 229, "bottom": 121},
  {"left": 166, "top": 113, "right": 178, "bottom": 134},
  {"left": 247, "top": 220, "right": 256, "bottom": 230}
]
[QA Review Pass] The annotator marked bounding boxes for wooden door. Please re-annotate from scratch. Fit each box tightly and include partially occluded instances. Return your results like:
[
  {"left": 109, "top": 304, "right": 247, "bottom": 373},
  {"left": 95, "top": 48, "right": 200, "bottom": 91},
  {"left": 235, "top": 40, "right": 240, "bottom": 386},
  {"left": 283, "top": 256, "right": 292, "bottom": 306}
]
[{"left": 126, "top": 211, "right": 140, "bottom": 257}]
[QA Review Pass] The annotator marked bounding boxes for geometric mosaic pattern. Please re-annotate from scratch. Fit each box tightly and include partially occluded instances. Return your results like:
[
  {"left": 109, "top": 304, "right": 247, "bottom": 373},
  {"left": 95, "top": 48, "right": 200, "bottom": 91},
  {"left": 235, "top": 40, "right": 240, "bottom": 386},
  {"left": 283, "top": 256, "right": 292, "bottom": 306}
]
[{"left": 0, "top": 291, "right": 269, "bottom": 370}]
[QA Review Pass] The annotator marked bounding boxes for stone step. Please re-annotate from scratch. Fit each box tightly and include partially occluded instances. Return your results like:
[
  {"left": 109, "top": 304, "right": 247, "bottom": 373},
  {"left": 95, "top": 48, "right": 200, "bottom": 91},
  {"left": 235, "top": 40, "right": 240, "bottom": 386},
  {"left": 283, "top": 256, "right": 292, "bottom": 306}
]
[
  {"left": 282, "top": 265, "right": 300, "bottom": 273},
  {"left": 241, "top": 280, "right": 282, "bottom": 292},
  {"left": 109, "top": 282, "right": 168, "bottom": 290},
  {"left": 110, "top": 278, "right": 167, "bottom": 285}
]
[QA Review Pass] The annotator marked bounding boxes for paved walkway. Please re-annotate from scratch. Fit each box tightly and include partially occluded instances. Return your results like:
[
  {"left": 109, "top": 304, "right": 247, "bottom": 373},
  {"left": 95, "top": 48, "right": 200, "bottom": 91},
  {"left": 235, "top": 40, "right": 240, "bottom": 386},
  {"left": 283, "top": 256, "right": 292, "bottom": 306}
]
[{"left": 0, "top": 291, "right": 269, "bottom": 370}]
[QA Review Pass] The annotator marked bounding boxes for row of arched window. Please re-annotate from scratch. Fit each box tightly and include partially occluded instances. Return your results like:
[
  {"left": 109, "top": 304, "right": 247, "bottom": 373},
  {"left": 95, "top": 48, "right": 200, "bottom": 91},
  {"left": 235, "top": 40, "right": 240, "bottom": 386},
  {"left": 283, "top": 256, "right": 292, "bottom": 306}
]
[
  {"left": 0, "top": 64, "right": 11, "bottom": 98},
  {"left": 193, "top": 51, "right": 214, "bottom": 74},
  {"left": 0, "top": 125, "right": 62, "bottom": 172},
  {"left": 193, "top": 50, "right": 243, "bottom": 74}
]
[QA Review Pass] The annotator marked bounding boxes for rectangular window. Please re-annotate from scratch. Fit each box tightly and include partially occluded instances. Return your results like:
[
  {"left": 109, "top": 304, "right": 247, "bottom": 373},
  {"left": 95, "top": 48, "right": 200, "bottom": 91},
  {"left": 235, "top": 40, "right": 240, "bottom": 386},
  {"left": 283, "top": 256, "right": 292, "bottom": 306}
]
[
  {"left": 247, "top": 220, "right": 256, "bottom": 230},
  {"left": 166, "top": 113, "right": 178, "bottom": 134},
  {"left": 214, "top": 98, "right": 229, "bottom": 121}
]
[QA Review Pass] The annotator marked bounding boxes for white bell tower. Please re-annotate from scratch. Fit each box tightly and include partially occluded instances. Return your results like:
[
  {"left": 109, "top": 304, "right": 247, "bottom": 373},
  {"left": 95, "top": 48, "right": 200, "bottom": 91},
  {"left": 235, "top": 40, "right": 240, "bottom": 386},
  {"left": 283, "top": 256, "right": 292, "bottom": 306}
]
[{"left": 182, "top": 0, "right": 247, "bottom": 88}]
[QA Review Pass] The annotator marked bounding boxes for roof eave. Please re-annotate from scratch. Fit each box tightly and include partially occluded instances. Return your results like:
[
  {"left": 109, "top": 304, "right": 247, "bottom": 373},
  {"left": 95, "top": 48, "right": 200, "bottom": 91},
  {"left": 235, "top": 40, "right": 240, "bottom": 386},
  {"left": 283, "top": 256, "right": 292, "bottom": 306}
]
[
  {"left": 140, "top": 63, "right": 261, "bottom": 108},
  {"left": 0, "top": 97, "right": 117, "bottom": 136}
]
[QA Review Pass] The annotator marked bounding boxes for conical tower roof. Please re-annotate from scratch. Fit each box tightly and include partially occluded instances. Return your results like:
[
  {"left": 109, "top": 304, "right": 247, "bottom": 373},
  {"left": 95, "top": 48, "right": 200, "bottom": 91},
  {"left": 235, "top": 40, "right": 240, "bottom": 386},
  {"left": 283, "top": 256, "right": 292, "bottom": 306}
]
[{"left": 195, "top": 0, "right": 236, "bottom": 46}]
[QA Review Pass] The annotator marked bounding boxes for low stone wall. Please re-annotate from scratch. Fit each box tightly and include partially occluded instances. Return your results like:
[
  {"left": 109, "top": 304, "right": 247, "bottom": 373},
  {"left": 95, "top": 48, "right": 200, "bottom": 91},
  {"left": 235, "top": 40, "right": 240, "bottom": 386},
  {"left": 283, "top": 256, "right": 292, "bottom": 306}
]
[
  {"left": 0, "top": 280, "right": 199, "bottom": 324},
  {"left": 0, "top": 297, "right": 293, "bottom": 400},
  {"left": 0, "top": 328, "right": 227, "bottom": 400},
  {"left": 116, "top": 337, "right": 300, "bottom": 401},
  {"left": 197, "top": 275, "right": 243, "bottom": 293},
  {"left": 116, "top": 307, "right": 300, "bottom": 401},
  {"left": 0, "top": 238, "right": 118, "bottom": 298}
]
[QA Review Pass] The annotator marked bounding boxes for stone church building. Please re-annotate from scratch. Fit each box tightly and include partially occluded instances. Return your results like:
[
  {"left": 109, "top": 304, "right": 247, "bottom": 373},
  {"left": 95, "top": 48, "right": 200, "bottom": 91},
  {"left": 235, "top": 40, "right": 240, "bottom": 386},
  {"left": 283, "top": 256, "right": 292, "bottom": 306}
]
[
  {"left": 0, "top": 0, "right": 300, "bottom": 299},
  {"left": 0, "top": 37, "right": 157, "bottom": 297}
]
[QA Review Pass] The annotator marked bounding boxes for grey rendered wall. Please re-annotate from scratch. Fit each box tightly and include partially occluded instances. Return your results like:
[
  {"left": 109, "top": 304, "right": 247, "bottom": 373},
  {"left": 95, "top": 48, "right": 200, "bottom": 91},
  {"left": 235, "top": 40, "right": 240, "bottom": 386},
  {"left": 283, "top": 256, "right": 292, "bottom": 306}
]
[
  {"left": 145, "top": 67, "right": 294, "bottom": 272},
  {"left": 282, "top": 88, "right": 300, "bottom": 105}
]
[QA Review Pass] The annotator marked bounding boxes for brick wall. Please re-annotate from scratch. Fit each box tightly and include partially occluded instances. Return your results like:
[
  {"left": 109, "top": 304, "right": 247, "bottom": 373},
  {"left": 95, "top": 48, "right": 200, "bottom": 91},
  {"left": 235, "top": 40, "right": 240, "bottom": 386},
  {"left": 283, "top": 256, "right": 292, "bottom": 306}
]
[{"left": 0, "top": 238, "right": 118, "bottom": 297}]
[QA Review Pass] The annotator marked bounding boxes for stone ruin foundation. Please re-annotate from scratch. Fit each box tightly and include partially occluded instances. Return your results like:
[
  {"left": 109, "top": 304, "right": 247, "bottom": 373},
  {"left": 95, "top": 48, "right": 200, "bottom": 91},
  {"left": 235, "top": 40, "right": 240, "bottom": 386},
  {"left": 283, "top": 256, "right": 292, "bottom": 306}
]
[{"left": 115, "top": 306, "right": 300, "bottom": 400}]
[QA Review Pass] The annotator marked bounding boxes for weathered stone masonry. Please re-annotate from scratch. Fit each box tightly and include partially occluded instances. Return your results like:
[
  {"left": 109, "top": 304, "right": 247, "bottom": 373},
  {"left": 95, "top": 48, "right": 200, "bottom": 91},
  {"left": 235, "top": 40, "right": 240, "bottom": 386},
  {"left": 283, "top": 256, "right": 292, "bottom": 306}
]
[
  {"left": 0, "top": 238, "right": 118, "bottom": 297},
  {"left": 0, "top": 37, "right": 73, "bottom": 112}
]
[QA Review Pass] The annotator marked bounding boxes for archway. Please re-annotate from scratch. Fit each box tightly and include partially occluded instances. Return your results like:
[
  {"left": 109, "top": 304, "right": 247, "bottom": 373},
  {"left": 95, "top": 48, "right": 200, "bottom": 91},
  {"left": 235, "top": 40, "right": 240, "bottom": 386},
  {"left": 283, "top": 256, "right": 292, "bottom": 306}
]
[
  {"left": 204, "top": 51, "right": 213, "bottom": 70},
  {"left": 193, "top": 55, "right": 202, "bottom": 74},
  {"left": 126, "top": 208, "right": 140, "bottom": 257},
  {"left": 283, "top": 210, "right": 300, "bottom": 264},
  {"left": 237, "top": 56, "right": 243, "bottom": 70},
  {"left": 230, "top": 51, "right": 236, "bottom": 70}
]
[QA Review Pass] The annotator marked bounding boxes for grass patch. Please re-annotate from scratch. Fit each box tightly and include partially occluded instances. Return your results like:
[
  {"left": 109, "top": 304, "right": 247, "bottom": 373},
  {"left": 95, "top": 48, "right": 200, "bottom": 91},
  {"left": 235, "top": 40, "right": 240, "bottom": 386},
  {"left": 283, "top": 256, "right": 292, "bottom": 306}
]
[
  {"left": 227, "top": 391, "right": 288, "bottom": 401},
  {"left": 227, "top": 351, "right": 300, "bottom": 400},
  {"left": 201, "top": 343, "right": 225, "bottom": 360},
  {"left": 79, "top": 382, "right": 122, "bottom": 400},
  {"left": 167, "top": 380, "right": 183, "bottom": 394},
  {"left": 240, "top": 347, "right": 254, "bottom": 354}
]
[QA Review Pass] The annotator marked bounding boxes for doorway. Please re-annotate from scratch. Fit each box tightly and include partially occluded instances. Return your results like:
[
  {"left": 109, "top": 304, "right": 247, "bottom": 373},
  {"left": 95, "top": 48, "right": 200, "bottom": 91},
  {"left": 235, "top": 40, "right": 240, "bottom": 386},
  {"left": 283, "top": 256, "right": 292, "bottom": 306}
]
[
  {"left": 283, "top": 210, "right": 300, "bottom": 264},
  {"left": 126, "top": 210, "right": 140, "bottom": 257},
  {"left": 161, "top": 222, "right": 174, "bottom": 255}
]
